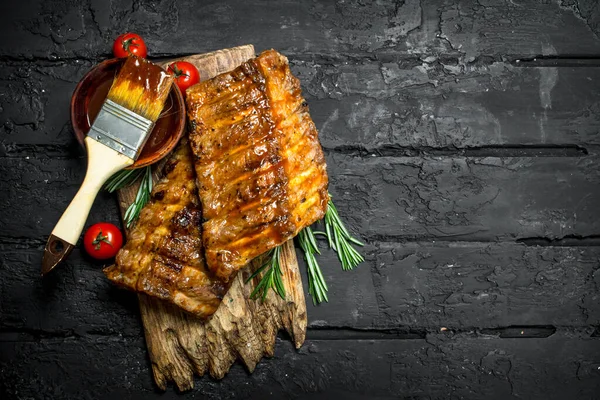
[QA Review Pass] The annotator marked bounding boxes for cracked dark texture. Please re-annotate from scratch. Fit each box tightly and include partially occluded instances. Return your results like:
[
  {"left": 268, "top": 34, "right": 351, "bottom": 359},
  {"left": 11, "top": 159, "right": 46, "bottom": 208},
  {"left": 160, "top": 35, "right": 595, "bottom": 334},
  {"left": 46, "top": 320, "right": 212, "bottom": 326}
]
[
  {"left": 1, "top": 332, "right": 598, "bottom": 399},
  {"left": 560, "top": 0, "right": 600, "bottom": 38},
  {"left": 326, "top": 154, "right": 600, "bottom": 241},
  {"left": 5, "top": 57, "right": 600, "bottom": 159},
  {"left": 1, "top": 0, "right": 600, "bottom": 398}
]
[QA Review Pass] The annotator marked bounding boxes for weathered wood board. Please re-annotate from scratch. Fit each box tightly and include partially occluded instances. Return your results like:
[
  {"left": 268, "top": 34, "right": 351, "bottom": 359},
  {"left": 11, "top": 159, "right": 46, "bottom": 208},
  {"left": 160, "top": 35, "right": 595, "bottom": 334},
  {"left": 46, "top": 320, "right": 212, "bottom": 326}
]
[{"left": 115, "top": 45, "right": 307, "bottom": 391}]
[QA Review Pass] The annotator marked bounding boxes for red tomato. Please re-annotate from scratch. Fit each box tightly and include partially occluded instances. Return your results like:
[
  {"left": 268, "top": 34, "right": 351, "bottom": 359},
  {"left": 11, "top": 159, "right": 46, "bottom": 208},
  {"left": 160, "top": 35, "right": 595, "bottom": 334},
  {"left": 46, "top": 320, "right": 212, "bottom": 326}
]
[
  {"left": 113, "top": 33, "right": 147, "bottom": 58},
  {"left": 83, "top": 223, "right": 123, "bottom": 260},
  {"left": 167, "top": 61, "right": 200, "bottom": 95}
]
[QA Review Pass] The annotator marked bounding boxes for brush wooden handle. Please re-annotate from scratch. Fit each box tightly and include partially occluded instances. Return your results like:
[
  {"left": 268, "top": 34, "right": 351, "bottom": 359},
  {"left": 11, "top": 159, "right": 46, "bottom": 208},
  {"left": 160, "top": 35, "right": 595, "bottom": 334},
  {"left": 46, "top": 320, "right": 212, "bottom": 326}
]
[{"left": 42, "top": 137, "right": 133, "bottom": 274}]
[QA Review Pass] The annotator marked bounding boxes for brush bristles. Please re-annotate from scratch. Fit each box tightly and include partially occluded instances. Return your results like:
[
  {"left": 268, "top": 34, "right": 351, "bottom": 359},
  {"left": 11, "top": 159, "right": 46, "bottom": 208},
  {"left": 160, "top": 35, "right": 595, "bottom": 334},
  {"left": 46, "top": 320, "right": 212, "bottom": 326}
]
[{"left": 107, "top": 56, "right": 174, "bottom": 122}]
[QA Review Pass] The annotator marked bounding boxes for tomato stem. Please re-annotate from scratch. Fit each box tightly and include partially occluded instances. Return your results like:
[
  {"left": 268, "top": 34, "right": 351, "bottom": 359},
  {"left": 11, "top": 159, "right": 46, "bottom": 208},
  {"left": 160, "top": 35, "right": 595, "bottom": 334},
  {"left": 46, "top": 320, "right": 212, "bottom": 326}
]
[
  {"left": 168, "top": 64, "right": 190, "bottom": 78},
  {"left": 92, "top": 230, "right": 113, "bottom": 250},
  {"left": 122, "top": 38, "right": 139, "bottom": 55}
]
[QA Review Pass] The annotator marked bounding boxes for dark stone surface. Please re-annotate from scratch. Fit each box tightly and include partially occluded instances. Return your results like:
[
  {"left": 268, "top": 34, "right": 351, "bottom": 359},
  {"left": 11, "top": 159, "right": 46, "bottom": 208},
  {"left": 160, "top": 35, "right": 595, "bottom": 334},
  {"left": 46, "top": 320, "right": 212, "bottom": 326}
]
[
  {"left": 1, "top": 0, "right": 600, "bottom": 399},
  {"left": 1, "top": 333, "right": 599, "bottom": 399}
]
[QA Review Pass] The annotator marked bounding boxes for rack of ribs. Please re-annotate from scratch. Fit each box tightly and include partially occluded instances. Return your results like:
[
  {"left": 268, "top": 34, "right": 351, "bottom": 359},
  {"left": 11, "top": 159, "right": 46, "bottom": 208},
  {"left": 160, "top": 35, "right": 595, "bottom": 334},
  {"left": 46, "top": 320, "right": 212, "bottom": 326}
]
[
  {"left": 186, "top": 49, "right": 329, "bottom": 283},
  {"left": 104, "top": 140, "right": 228, "bottom": 319},
  {"left": 105, "top": 50, "right": 329, "bottom": 319}
]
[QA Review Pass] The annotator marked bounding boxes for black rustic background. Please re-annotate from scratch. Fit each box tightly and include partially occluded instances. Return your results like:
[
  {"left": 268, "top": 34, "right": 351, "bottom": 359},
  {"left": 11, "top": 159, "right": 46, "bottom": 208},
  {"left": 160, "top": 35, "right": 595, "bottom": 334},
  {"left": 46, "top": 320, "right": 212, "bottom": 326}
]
[{"left": 1, "top": 0, "right": 600, "bottom": 399}]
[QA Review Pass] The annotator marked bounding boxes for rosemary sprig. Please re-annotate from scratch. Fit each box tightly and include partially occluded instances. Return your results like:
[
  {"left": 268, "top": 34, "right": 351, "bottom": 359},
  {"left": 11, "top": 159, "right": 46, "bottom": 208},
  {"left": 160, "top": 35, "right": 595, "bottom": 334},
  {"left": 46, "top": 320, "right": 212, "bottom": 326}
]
[
  {"left": 104, "top": 166, "right": 154, "bottom": 227},
  {"left": 245, "top": 246, "right": 286, "bottom": 301},
  {"left": 247, "top": 198, "right": 364, "bottom": 304},
  {"left": 104, "top": 168, "right": 146, "bottom": 193},
  {"left": 323, "top": 198, "right": 364, "bottom": 270},
  {"left": 298, "top": 227, "right": 329, "bottom": 304},
  {"left": 124, "top": 166, "right": 153, "bottom": 227}
]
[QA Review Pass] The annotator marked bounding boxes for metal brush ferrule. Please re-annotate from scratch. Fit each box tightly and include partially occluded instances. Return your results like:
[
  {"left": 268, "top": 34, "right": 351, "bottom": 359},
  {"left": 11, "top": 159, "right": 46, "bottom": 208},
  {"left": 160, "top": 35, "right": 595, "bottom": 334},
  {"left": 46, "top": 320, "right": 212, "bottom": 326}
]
[{"left": 88, "top": 99, "right": 154, "bottom": 160}]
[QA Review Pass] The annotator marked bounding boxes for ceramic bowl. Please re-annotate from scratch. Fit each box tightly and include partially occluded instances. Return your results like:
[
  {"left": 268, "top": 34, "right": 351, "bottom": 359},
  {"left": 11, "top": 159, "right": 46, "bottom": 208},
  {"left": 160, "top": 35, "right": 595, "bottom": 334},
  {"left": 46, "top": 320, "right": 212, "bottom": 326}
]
[{"left": 70, "top": 58, "right": 185, "bottom": 169}]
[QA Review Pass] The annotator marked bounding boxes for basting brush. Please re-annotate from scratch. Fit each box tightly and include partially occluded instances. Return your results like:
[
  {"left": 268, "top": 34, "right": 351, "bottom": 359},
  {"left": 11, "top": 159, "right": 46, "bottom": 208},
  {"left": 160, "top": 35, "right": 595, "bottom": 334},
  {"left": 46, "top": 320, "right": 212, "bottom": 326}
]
[{"left": 42, "top": 56, "right": 174, "bottom": 275}]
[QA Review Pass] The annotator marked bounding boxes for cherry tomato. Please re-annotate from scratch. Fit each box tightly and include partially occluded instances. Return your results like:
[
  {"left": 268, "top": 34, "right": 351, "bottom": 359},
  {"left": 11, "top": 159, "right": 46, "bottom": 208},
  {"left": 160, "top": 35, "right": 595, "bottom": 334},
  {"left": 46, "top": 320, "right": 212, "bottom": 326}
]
[
  {"left": 83, "top": 222, "right": 123, "bottom": 260},
  {"left": 167, "top": 61, "right": 200, "bottom": 95},
  {"left": 113, "top": 33, "right": 147, "bottom": 58}
]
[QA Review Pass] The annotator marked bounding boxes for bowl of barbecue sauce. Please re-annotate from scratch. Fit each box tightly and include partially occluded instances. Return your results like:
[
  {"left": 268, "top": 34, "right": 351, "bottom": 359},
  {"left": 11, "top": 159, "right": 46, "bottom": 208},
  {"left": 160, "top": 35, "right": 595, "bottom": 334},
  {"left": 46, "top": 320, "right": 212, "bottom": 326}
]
[{"left": 70, "top": 58, "right": 186, "bottom": 169}]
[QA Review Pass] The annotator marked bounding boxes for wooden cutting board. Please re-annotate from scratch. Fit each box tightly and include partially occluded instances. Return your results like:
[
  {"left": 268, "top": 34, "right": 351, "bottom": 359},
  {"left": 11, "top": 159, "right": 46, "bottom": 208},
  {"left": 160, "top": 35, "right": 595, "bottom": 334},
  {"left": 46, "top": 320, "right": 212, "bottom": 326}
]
[{"left": 115, "top": 45, "right": 307, "bottom": 391}]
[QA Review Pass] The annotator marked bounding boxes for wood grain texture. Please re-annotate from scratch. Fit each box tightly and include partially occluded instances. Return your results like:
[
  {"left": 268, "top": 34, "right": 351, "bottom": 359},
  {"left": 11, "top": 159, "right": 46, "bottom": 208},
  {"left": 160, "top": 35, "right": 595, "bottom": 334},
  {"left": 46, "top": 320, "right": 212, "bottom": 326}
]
[
  {"left": 115, "top": 45, "right": 307, "bottom": 391},
  {"left": 137, "top": 240, "right": 306, "bottom": 390}
]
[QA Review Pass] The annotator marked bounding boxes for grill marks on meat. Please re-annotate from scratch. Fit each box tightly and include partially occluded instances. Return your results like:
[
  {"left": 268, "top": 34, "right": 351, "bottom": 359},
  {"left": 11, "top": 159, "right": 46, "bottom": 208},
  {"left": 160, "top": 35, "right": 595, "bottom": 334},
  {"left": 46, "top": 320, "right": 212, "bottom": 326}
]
[
  {"left": 187, "top": 50, "right": 329, "bottom": 282},
  {"left": 104, "top": 50, "right": 328, "bottom": 318},
  {"left": 104, "top": 141, "right": 228, "bottom": 319}
]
